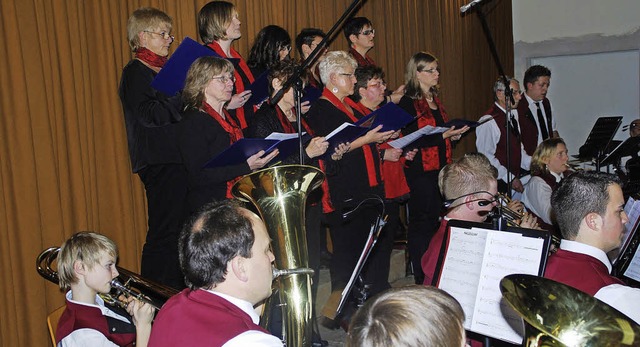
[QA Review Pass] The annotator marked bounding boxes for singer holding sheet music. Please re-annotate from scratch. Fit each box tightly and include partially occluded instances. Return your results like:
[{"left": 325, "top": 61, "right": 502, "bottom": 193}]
[
  {"left": 199, "top": 1, "right": 254, "bottom": 130},
  {"left": 349, "top": 65, "right": 417, "bottom": 295},
  {"left": 306, "top": 51, "right": 394, "bottom": 314},
  {"left": 118, "top": 7, "right": 186, "bottom": 289},
  {"left": 177, "top": 57, "right": 277, "bottom": 214},
  {"left": 398, "top": 52, "right": 469, "bottom": 284}
]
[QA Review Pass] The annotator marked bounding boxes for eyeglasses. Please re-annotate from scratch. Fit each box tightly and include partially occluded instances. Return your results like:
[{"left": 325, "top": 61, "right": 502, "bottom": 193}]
[
  {"left": 211, "top": 75, "right": 236, "bottom": 84},
  {"left": 339, "top": 72, "right": 355, "bottom": 78},
  {"left": 499, "top": 88, "right": 523, "bottom": 95},
  {"left": 144, "top": 30, "right": 174, "bottom": 41},
  {"left": 359, "top": 29, "right": 375, "bottom": 36},
  {"left": 420, "top": 67, "right": 440, "bottom": 74},
  {"left": 367, "top": 81, "right": 386, "bottom": 89},
  {"left": 280, "top": 44, "right": 292, "bottom": 52}
]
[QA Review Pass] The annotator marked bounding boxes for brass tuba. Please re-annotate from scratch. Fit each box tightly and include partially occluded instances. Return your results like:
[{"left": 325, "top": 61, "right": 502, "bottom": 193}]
[
  {"left": 500, "top": 274, "right": 640, "bottom": 346},
  {"left": 232, "top": 164, "right": 324, "bottom": 347},
  {"left": 36, "top": 247, "right": 178, "bottom": 310}
]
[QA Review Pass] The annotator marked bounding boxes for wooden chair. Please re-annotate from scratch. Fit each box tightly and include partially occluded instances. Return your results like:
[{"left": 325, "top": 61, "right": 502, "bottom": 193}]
[{"left": 47, "top": 306, "right": 66, "bottom": 347}]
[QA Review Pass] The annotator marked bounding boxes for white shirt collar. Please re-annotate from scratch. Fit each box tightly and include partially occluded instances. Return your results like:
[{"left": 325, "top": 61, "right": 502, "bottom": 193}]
[
  {"left": 550, "top": 171, "right": 563, "bottom": 182},
  {"left": 559, "top": 239, "right": 612, "bottom": 273},
  {"left": 65, "top": 290, "right": 131, "bottom": 323},
  {"left": 206, "top": 290, "right": 260, "bottom": 324}
]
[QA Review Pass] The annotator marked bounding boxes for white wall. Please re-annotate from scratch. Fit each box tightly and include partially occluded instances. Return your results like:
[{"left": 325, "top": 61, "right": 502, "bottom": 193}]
[
  {"left": 512, "top": 0, "right": 640, "bottom": 43},
  {"left": 512, "top": 0, "right": 640, "bottom": 158}
]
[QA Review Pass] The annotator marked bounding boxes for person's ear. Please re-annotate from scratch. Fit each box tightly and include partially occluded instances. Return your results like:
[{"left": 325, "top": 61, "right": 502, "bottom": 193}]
[
  {"left": 349, "top": 34, "right": 358, "bottom": 46},
  {"left": 73, "top": 260, "right": 86, "bottom": 276},
  {"left": 272, "top": 78, "right": 282, "bottom": 91},
  {"left": 585, "top": 212, "right": 602, "bottom": 231},
  {"left": 464, "top": 195, "right": 476, "bottom": 210},
  {"left": 137, "top": 31, "right": 147, "bottom": 48},
  {"left": 230, "top": 256, "right": 249, "bottom": 282}
]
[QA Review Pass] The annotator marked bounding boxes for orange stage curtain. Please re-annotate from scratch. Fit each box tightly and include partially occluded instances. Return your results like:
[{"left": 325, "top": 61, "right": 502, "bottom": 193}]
[{"left": 0, "top": 0, "right": 512, "bottom": 345}]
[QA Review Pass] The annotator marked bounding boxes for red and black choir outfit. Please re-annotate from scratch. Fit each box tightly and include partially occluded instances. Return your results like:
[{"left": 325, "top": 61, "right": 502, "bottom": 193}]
[
  {"left": 206, "top": 42, "right": 256, "bottom": 130},
  {"left": 398, "top": 95, "right": 452, "bottom": 284},
  {"left": 306, "top": 94, "right": 385, "bottom": 299},
  {"left": 349, "top": 47, "right": 376, "bottom": 67},
  {"left": 118, "top": 49, "right": 187, "bottom": 289},
  {"left": 348, "top": 99, "right": 409, "bottom": 295},
  {"left": 177, "top": 103, "right": 249, "bottom": 214}
]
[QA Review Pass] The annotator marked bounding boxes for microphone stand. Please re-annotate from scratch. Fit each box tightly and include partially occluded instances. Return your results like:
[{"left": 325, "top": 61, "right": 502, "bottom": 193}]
[
  {"left": 465, "top": 2, "right": 515, "bottom": 198},
  {"left": 270, "top": 0, "right": 363, "bottom": 164}
]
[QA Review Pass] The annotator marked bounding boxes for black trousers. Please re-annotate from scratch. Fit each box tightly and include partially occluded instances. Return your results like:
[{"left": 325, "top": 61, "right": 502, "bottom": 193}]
[
  {"left": 137, "top": 163, "right": 188, "bottom": 289},
  {"left": 406, "top": 170, "right": 442, "bottom": 283}
]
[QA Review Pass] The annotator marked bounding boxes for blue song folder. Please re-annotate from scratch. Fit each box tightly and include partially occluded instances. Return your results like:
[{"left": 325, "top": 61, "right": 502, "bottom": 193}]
[
  {"left": 301, "top": 86, "right": 322, "bottom": 104},
  {"left": 322, "top": 123, "right": 369, "bottom": 159},
  {"left": 202, "top": 133, "right": 308, "bottom": 168},
  {"left": 353, "top": 103, "right": 415, "bottom": 132},
  {"left": 247, "top": 71, "right": 270, "bottom": 106},
  {"left": 152, "top": 37, "right": 239, "bottom": 96},
  {"left": 444, "top": 118, "right": 480, "bottom": 128}
]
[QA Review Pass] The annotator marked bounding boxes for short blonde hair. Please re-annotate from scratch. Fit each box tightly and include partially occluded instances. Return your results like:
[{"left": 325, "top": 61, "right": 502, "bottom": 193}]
[
  {"left": 318, "top": 50, "right": 357, "bottom": 86},
  {"left": 126, "top": 7, "right": 172, "bottom": 52},
  {"left": 530, "top": 138, "right": 566, "bottom": 176},
  {"left": 198, "top": 1, "right": 236, "bottom": 43},
  {"left": 347, "top": 285, "right": 465, "bottom": 347},
  {"left": 182, "top": 56, "right": 234, "bottom": 110},
  {"left": 439, "top": 153, "right": 497, "bottom": 200},
  {"left": 57, "top": 232, "right": 118, "bottom": 291}
]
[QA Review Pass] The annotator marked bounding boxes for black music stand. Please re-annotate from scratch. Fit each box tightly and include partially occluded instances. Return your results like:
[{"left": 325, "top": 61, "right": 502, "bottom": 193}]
[
  {"left": 576, "top": 116, "right": 623, "bottom": 170},
  {"left": 600, "top": 136, "right": 640, "bottom": 167}
]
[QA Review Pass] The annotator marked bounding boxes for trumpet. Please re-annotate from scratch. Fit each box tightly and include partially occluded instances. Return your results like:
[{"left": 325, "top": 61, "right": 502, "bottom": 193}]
[
  {"left": 36, "top": 247, "right": 177, "bottom": 310},
  {"left": 493, "top": 193, "right": 526, "bottom": 226}
]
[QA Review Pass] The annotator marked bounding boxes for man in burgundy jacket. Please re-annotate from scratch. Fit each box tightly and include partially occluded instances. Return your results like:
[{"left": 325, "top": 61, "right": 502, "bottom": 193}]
[
  {"left": 149, "top": 200, "right": 283, "bottom": 346},
  {"left": 545, "top": 171, "right": 640, "bottom": 323}
]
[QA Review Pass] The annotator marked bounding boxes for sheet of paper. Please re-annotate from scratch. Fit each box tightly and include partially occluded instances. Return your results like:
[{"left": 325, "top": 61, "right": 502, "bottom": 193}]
[
  {"left": 265, "top": 132, "right": 306, "bottom": 140},
  {"left": 624, "top": 247, "right": 640, "bottom": 282},
  {"left": 388, "top": 125, "right": 448, "bottom": 149},
  {"left": 437, "top": 227, "right": 488, "bottom": 329},
  {"left": 470, "top": 230, "right": 545, "bottom": 344}
]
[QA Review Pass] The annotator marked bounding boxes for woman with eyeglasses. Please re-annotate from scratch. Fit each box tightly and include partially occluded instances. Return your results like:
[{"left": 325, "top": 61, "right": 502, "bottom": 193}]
[
  {"left": 343, "top": 17, "right": 376, "bottom": 67},
  {"left": 247, "top": 25, "right": 293, "bottom": 78},
  {"left": 198, "top": 1, "right": 254, "bottom": 130},
  {"left": 398, "top": 52, "right": 469, "bottom": 284},
  {"left": 178, "top": 57, "right": 277, "bottom": 214},
  {"left": 523, "top": 137, "right": 571, "bottom": 231},
  {"left": 306, "top": 51, "right": 394, "bottom": 319},
  {"left": 348, "top": 65, "right": 418, "bottom": 296},
  {"left": 118, "top": 7, "right": 186, "bottom": 290}
]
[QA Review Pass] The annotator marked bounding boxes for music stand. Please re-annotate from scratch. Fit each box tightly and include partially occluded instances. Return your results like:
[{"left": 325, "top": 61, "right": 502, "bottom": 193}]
[
  {"left": 600, "top": 136, "right": 640, "bottom": 167},
  {"left": 576, "top": 116, "right": 622, "bottom": 170}
]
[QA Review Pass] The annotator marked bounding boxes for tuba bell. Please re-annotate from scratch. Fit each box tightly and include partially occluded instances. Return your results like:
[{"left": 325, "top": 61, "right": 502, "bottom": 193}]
[
  {"left": 500, "top": 274, "right": 640, "bottom": 346},
  {"left": 36, "top": 246, "right": 178, "bottom": 310},
  {"left": 232, "top": 164, "right": 324, "bottom": 347}
]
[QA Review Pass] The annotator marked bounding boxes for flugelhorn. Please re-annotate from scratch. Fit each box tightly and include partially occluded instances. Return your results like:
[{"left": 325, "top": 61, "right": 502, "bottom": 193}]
[{"left": 36, "top": 247, "right": 178, "bottom": 310}]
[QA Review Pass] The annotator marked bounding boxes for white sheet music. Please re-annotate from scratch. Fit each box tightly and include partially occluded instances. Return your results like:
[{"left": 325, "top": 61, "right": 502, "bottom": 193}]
[
  {"left": 437, "top": 227, "right": 487, "bottom": 329},
  {"left": 471, "top": 230, "right": 544, "bottom": 343},
  {"left": 265, "top": 132, "right": 306, "bottom": 140},
  {"left": 388, "top": 125, "right": 448, "bottom": 149},
  {"left": 624, "top": 249, "right": 640, "bottom": 282},
  {"left": 437, "top": 225, "right": 546, "bottom": 345}
]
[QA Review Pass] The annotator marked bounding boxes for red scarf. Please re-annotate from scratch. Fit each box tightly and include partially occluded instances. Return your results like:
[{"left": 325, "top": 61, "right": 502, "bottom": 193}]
[
  {"left": 349, "top": 47, "right": 376, "bottom": 67},
  {"left": 323, "top": 89, "right": 378, "bottom": 187},
  {"left": 414, "top": 97, "right": 452, "bottom": 171},
  {"left": 275, "top": 105, "right": 297, "bottom": 133},
  {"left": 202, "top": 101, "right": 244, "bottom": 198},
  {"left": 135, "top": 47, "right": 167, "bottom": 68},
  {"left": 207, "top": 42, "right": 255, "bottom": 129},
  {"left": 350, "top": 100, "right": 410, "bottom": 199}
]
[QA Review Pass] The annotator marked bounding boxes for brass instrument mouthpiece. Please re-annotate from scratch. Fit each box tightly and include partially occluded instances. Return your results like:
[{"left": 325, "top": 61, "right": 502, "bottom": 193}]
[{"left": 272, "top": 267, "right": 315, "bottom": 279}]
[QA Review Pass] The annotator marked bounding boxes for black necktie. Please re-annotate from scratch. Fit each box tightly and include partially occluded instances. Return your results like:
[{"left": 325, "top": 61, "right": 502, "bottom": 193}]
[
  {"left": 509, "top": 113, "right": 520, "bottom": 138},
  {"left": 535, "top": 102, "right": 549, "bottom": 140}
]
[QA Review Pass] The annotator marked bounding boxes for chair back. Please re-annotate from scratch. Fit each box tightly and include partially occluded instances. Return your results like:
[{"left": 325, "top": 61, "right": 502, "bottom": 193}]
[{"left": 47, "top": 306, "right": 66, "bottom": 347}]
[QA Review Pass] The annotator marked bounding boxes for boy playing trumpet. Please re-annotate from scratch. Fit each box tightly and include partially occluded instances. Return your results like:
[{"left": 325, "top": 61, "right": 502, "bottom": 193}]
[{"left": 56, "top": 232, "right": 154, "bottom": 347}]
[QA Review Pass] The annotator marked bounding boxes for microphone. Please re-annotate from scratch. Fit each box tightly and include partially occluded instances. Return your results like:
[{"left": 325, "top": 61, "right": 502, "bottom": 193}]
[{"left": 460, "top": 0, "right": 484, "bottom": 13}]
